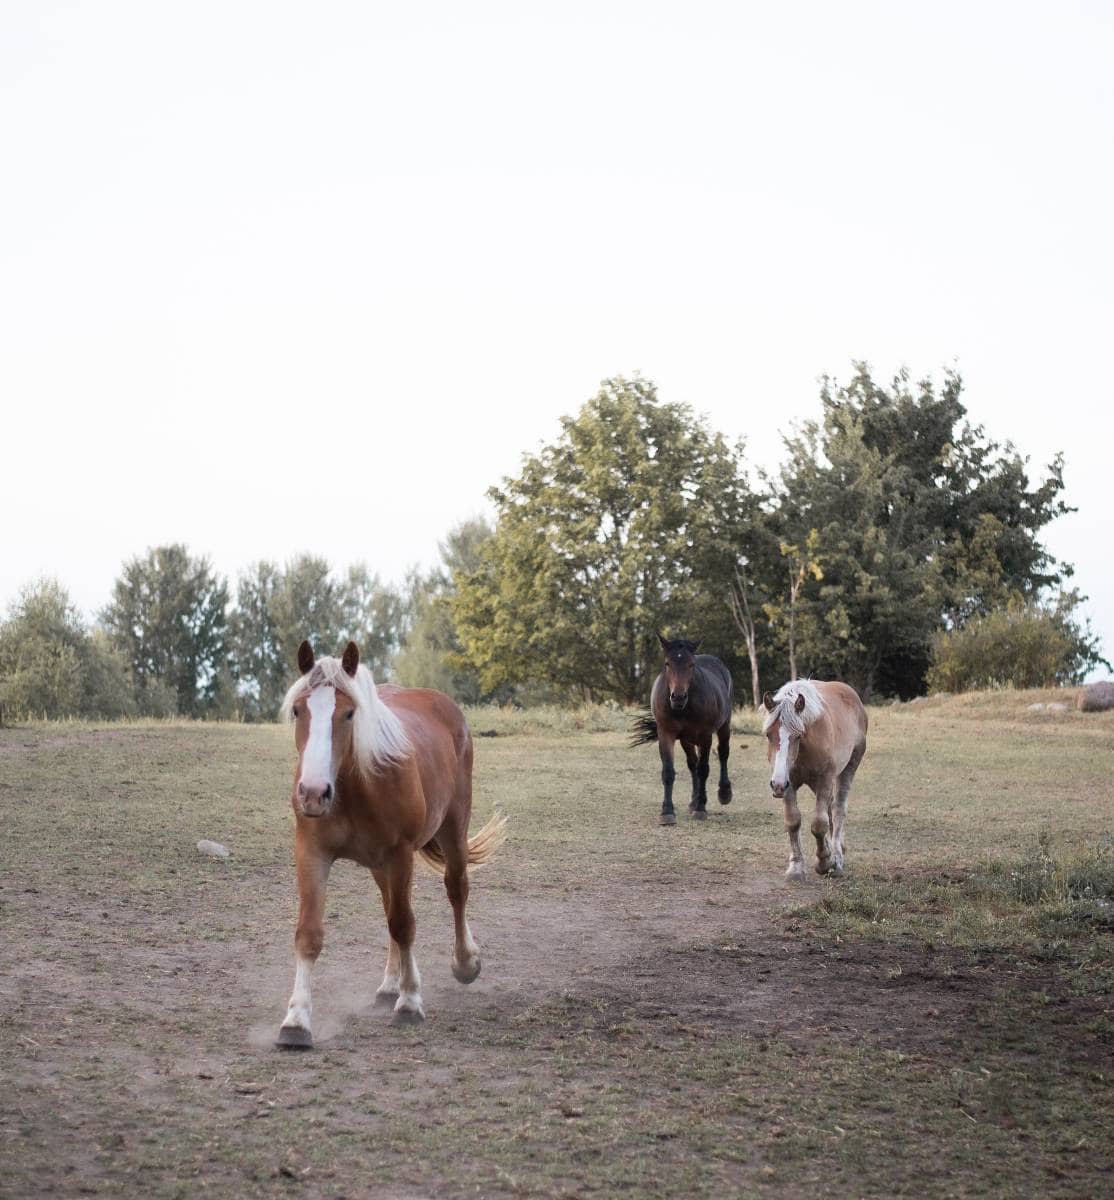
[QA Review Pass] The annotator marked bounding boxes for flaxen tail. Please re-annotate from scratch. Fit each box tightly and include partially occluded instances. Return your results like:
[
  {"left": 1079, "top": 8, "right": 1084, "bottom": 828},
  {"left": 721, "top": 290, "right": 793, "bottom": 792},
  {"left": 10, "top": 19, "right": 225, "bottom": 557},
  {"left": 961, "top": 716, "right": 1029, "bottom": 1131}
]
[
  {"left": 418, "top": 811, "right": 508, "bottom": 875},
  {"left": 629, "top": 713, "right": 658, "bottom": 747}
]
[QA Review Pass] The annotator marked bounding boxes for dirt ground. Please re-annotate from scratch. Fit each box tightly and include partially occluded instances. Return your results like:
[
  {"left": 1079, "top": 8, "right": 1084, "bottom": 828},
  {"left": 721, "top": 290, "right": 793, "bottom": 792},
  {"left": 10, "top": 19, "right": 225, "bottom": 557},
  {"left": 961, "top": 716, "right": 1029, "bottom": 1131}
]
[{"left": 1, "top": 701, "right": 1111, "bottom": 1198}]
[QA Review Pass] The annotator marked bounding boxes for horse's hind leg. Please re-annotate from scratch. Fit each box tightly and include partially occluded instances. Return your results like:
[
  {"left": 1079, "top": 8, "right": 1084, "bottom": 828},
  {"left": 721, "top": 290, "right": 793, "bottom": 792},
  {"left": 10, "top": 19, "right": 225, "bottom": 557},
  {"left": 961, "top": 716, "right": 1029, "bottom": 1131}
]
[
  {"left": 680, "top": 738, "right": 699, "bottom": 812},
  {"left": 716, "top": 718, "right": 732, "bottom": 804},
  {"left": 831, "top": 744, "right": 865, "bottom": 876},
  {"left": 383, "top": 849, "right": 424, "bottom": 1023},
  {"left": 812, "top": 778, "right": 837, "bottom": 875},
  {"left": 691, "top": 733, "right": 712, "bottom": 819},
  {"left": 370, "top": 868, "right": 401, "bottom": 1005},
  {"left": 440, "top": 821, "right": 482, "bottom": 985}
]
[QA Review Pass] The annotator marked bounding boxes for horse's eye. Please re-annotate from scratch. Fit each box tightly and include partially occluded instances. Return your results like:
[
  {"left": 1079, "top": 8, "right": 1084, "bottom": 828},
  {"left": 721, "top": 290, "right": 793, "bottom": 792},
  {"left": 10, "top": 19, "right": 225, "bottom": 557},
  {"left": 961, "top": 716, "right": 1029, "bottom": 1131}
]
[
  {"left": 345, "top": 710, "right": 354, "bottom": 721},
  {"left": 291, "top": 706, "right": 300, "bottom": 719}
]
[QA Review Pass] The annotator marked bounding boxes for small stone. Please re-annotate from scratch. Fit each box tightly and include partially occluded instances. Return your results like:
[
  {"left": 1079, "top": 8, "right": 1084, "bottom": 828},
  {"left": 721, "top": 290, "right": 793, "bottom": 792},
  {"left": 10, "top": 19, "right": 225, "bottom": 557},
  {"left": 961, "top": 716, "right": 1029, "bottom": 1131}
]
[{"left": 197, "top": 839, "right": 230, "bottom": 858}]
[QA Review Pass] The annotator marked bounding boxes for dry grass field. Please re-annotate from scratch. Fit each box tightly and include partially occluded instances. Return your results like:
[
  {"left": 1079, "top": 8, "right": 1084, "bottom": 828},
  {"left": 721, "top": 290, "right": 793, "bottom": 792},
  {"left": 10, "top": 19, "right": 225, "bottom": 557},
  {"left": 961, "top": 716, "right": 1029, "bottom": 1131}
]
[{"left": 2, "top": 690, "right": 1112, "bottom": 1198}]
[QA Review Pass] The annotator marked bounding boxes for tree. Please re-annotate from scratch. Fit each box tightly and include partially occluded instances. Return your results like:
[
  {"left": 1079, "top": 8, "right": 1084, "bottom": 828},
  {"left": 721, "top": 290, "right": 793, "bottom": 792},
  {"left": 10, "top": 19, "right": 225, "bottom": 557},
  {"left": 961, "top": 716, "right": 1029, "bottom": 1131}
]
[
  {"left": 0, "top": 579, "right": 139, "bottom": 719},
  {"left": 103, "top": 545, "right": 229, "bottom": 717},
  {"left": 228, "top": 555, "right": 407, "bottom": 719},
  {"left": 452, "top": 377, "right": 752, "bottom": 703},
  {"left": 393, "top": 517, "right": 497, "bottom": 702},
  {"left": 767, "top": 366, "right": 1076, "bottom": 698}
]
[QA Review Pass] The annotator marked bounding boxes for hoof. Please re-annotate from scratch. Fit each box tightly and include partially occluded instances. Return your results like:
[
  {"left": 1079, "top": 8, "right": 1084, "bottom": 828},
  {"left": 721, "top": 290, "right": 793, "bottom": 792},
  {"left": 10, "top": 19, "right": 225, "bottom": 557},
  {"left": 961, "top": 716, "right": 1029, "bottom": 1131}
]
[
  {"left": 718, "top": 786, "right": 733, "bottom": 805},
  {"left": 275, "top": 1024, "right": 313, "bottom": 1051},
  {"left": 659, "top": 812, "right": 677, "bottom": 826},
  {"left": 374, "top": 987, "right": 399, "bottom": 1007},
  {"left": 785, "top": 864, "right": 806, "bottom": 881},
  {"left": 452, "top": 956, "right": 482, "bottom": 985},
  {"left": 690, "top": 808, "right": 707, "bottom": 821},
  {"left": 391, "top": 1004, "right": 425, "bottom": 1027},
  {"left": 816, "top": 859, "right": 833, "bottom": 876},
  {"left": 828, "top": 862, "right": 845, "bottom": 878}
]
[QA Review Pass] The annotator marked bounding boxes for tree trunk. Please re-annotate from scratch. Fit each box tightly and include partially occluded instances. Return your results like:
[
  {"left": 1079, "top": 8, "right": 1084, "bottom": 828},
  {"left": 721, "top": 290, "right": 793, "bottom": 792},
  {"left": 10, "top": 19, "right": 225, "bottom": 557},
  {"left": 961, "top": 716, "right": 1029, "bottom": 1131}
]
[{"left": 728, "top": 567, "right": 762, "bottom": 709}]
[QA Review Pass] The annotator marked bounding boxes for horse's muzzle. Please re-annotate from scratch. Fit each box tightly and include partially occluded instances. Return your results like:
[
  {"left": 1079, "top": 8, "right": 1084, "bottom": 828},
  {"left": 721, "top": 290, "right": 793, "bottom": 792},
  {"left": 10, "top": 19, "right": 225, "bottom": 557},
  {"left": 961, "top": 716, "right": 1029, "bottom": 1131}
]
[
  {"left": 297, "top": 780, "right": 333, "bottom": 818},
  {"left": 770, "top": 780, "right": 787, "bottom": 799},
  {"left": 669, "top": 693, "right": 689, "bottom": 713}
]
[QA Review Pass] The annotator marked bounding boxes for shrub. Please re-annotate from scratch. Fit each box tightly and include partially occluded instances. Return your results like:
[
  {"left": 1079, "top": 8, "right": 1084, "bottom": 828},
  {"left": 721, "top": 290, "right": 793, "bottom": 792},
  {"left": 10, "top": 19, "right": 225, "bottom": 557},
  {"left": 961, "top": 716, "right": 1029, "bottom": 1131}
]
[{"left": 927, "top": 596, "right": 1108, "bottom": 692}]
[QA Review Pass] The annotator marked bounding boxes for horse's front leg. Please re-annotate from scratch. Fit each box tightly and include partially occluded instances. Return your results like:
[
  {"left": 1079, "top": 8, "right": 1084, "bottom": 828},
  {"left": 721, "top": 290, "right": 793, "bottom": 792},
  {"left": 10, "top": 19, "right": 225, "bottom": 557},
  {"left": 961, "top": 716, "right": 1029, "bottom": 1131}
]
[
  {"left": 384, "top": 849, "right": 424, "bottom": 1023},
  {"left": 691, "top": 734, "right": 712, "bottom": 819},
  {"left": 716, "top": 719, "right": 732, "bottom": 804},
  {"left": 811, "top": 779, "right": 837, "bottom": 875},
  {"left": 658, "top": 733, "right": 678, "bottom": 826},
  {"left": 782, "top": 785, "right": 806, "bottom": 880},
  {"left": 276, "top": 839, "right": 332, "bottom": 1050}
]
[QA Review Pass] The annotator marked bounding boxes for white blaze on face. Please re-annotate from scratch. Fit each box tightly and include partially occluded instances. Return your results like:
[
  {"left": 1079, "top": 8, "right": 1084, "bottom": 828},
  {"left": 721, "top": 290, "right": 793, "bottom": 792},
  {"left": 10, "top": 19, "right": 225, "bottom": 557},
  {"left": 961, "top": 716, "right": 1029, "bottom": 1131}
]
[
  {"left": 771, "top": 725, "right": 792, "bottom": 790},
  {"left": 300, "top": 686, "right": 337, "bottom": 791}
]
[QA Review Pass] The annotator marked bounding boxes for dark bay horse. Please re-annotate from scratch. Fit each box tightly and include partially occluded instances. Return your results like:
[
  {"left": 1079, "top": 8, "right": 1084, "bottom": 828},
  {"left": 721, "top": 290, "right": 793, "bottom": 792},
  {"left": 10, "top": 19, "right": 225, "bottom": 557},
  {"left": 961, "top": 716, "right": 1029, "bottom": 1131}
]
[
  {"left": 275, "top": 639, "right": 506, "bottom": 1048},
  {"left": 631, "top": 635, "right": 734, "bottom": 825},
  {"left": 762, "top": 679, "right": 867, "bottom": 878}
]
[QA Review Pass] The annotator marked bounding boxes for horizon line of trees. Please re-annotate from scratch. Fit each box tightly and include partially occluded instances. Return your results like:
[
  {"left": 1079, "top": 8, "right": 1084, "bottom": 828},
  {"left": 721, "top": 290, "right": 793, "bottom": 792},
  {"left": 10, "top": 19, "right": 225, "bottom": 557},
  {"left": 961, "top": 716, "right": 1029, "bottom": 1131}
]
[{"left": 1, "top": 366, "right": 1108, "bottom": 721}]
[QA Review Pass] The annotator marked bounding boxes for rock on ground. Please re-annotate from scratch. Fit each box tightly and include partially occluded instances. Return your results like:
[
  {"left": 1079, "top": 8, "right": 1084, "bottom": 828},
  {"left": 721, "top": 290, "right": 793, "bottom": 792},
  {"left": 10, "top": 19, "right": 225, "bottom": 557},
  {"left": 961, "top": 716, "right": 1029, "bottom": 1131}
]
[
  {"left": 196, "top": 839, "right": 231, "bottom": 858},
  {"left": 1078, "top": 682, "right": 1114, "bottom": 712}
]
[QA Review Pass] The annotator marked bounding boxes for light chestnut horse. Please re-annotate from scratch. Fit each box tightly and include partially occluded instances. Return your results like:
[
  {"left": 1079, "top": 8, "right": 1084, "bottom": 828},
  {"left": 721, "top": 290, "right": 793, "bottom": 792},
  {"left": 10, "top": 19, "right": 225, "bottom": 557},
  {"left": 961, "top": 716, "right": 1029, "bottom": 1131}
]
[
  {"left": 762, "top": 679, "right": 867, "bottom": 879},
  {"left": 275, "top": 640, "right": 505, "bottom": 1049}
]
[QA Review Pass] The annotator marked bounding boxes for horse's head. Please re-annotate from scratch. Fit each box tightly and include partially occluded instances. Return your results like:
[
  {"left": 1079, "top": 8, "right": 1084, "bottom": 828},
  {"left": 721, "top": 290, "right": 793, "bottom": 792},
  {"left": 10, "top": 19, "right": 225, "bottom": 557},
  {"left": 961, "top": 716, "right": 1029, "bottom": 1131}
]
[
  {"left": 285, "top": 640, "right": 361, "bottom": 818},
  {"left": 658, "top": 633, "right": 701, "bottom": 714},
  {"left": 763, "top": 689, "right": 806, "bottom": 798}
]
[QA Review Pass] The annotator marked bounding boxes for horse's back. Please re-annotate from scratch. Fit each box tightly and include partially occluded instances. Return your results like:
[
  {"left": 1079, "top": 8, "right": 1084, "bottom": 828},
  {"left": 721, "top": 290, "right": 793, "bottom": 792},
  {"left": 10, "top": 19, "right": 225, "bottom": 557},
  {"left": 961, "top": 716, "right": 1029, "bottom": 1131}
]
[
  {"left": 695, "top": 654, "right": 734, "bottom": 719},
  {"left": 816, "top": 681, "right": 868, "bottom": 746},
  {"left": 376, "top": 685, "right": 473, "bottom": 786}
]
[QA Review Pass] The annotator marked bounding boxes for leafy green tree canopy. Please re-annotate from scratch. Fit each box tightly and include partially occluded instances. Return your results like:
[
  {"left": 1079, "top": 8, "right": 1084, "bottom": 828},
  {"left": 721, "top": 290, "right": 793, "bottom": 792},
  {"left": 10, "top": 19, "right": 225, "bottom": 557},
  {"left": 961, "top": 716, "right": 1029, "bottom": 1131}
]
[
  {"left": 452, "top": 376, "right": 752, "bottom": 702},
  {"left": 228, "top": 555, "right": 405, "bottom": 719},
  {"left": 0, "top": 578, "right": 140, "bottom": 719},
  {"left": 102, "top": 545, "right": 229, "bottom": 717},
  {"left": 768, "top": 365, "right": 1076, "bottom": 697}
]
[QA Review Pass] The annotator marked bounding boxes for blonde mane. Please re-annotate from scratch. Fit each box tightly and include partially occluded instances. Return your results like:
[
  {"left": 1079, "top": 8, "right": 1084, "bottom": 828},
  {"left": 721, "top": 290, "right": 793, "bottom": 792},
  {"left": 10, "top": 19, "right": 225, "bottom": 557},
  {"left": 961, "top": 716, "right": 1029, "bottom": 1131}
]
[
  {"left": 280, "top": 655, "right": 411, "bottom": 776},
  {"left": 761, "top": 679, "right": 826, "bottom": 737}
]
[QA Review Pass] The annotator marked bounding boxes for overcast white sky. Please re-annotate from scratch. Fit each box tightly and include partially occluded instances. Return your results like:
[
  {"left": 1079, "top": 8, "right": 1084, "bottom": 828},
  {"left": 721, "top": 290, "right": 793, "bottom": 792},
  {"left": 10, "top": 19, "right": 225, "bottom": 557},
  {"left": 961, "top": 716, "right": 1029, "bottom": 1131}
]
[{"left": 2, "top": 2, "right": 1112, "bottom": 676}]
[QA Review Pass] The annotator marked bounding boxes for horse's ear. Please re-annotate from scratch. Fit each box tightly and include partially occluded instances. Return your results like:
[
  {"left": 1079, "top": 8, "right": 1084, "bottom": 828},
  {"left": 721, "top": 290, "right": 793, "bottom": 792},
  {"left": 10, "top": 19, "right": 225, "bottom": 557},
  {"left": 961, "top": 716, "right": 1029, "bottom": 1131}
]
[
  {"left": 763, "top": 691, "right": 775, "bottom": 711},
  {"left": 297, "top": 640, "right": 315, "bottom": 675},
  {"left": 341, "top": 641, "right": 360, "bottom": 678},
  {"left": 794, "top": 692, "right": 806, "bottom": 714},
  {"left": 657, "top": 632, "right": 669, "bottom": 651}
]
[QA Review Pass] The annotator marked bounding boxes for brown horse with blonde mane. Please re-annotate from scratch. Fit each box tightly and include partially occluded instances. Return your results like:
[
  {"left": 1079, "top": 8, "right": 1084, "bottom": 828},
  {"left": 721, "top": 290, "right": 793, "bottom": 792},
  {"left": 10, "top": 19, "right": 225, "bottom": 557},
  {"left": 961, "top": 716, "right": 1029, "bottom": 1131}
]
[
  {"left": 275, "top": 639, "right": 505, "bottom": 1048},
  {"left": 762, "top": 679, "right": 867, "bottom": 879}
]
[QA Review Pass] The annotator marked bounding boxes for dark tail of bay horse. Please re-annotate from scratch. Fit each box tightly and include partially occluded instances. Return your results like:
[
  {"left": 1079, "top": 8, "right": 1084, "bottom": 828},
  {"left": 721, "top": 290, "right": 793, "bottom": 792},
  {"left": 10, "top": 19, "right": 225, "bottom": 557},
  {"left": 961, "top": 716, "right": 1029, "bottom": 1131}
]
[{"left": 629, "top": 714, "right": 658, "bottom": 747}]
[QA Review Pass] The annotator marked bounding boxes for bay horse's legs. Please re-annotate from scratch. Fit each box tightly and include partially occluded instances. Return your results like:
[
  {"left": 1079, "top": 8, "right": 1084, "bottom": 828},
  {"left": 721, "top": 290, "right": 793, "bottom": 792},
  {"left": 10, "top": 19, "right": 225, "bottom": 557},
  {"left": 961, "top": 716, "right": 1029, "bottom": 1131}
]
[
  {"left": 441, "top": 826, "right": 482, "bottom": 985},
  {"left": 384, "top": 849, "right": 424, "bottom": 1023},
  {"left": 658, "top": 732, "right": 678, "bottom": 826},
  {"left": 370, "top": 868, "right": 402, "bottom": 1005},
  {"left": 782, "top": 784, "right": 806, "bottom": 880},
  {"left": 811, "top": 778, "right": 837, "bottom": 875},
  {"left": 831, "top": 744, "right": 865, "bottom": 876},
  {"left": 716, "top": 717, "right": 733, "bottom": 804},
  {"left": 690, "top": 732, "right": 712, "bottom": 819},
  {"left": 680, "top": 738, "right": 699, "bottom": 812},
  {"left": 277, "top": 843, "right": 332, "bottom": 1048}
]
